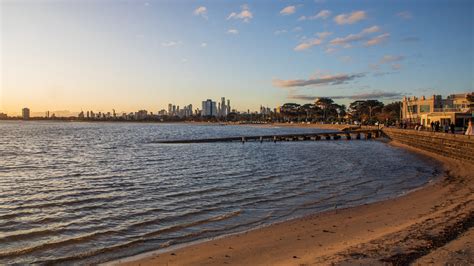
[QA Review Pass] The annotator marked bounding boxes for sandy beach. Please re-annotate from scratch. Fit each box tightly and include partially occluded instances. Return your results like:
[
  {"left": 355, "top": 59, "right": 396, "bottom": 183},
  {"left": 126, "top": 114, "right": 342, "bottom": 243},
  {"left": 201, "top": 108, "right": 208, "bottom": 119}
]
[{"left": 110, "top": 141, "right": 473, "bottom": 266}]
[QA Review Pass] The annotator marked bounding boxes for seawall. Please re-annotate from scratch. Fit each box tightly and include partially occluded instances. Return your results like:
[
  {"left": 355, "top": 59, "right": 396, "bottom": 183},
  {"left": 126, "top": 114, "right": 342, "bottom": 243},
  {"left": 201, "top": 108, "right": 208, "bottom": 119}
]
[{"left": 382, "top": 128, "right": 474, "bottom": 162}]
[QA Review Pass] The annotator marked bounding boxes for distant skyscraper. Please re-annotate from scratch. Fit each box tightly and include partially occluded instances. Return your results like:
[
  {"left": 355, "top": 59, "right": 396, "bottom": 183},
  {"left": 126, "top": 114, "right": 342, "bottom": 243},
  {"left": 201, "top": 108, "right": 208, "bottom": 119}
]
[
  {"left": 22, "top": 108, "right": 30, "bottom": 120},
  {"left": 220, "top": 97, "right": 226, "bottom": 117},
  {"left": 201, "top": 99, "right": 217, "bottom": 117},
  {"left": 227, "top": 99, "right": 231, "bottom": 114}
]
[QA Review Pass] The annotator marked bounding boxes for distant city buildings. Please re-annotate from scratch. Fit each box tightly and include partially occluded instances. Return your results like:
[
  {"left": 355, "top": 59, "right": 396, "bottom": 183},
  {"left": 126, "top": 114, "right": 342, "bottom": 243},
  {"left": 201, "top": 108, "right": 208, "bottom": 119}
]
[
  {"left": 22, "top": 108, "right": 30, "bottom": 120},
  {"left": 0, "top": 113, "right": 7, "bottom": 119},
  {"left": 166, "top": 103, "right": 194, "bottom": 117},
  {"left": 200, "top": 97, "right": 232, "bottom": 117},
  {"left": 202, "top": 99, "right": 217, "bottom": 117},
  {"left": 402, "top": 93, "right": 473, "bottom": 127}
]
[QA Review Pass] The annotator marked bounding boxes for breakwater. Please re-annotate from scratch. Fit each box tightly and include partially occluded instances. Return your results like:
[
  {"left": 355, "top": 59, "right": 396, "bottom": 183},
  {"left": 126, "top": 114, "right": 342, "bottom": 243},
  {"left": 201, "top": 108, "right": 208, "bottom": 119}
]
[{"left": 382, "top": 128, "right": 474, "bottom": 162}]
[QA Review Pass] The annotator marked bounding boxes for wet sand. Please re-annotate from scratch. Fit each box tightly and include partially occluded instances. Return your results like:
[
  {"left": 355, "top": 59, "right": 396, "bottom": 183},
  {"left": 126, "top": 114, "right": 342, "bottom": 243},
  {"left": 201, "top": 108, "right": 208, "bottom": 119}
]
[{"left": 109, "top": 141, "right": 474, "bottom": 265}]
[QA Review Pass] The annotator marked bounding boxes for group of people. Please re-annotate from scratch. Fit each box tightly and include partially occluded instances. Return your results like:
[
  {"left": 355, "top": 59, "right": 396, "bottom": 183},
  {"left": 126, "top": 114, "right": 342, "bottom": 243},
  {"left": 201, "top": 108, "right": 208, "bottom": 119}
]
[
  {"left": 429, "top": 121, "right": 455, "bottom": 134},
  {"left": 398, "top": 118, "right": 473, "bottom": 135}
]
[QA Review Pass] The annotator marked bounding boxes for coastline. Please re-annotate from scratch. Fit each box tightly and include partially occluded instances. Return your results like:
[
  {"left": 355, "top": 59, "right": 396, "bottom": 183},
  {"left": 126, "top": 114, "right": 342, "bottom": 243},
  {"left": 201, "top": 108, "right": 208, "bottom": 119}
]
[{"left": 106, "top": 140, "right": 474, "bottom": 265}]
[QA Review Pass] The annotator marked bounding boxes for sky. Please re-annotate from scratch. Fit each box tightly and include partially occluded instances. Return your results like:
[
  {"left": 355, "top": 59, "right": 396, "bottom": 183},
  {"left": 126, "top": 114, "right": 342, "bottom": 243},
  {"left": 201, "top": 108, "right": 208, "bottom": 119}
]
[{"left": 1, "top": 0, "right": 473, "bottom": 116}]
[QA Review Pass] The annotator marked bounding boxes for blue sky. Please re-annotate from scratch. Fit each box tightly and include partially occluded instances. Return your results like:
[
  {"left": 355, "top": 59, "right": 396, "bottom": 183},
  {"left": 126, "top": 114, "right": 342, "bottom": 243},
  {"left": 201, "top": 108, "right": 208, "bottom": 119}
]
[{"left": 1, "top": 0, "right": 473, "bottom": 115}]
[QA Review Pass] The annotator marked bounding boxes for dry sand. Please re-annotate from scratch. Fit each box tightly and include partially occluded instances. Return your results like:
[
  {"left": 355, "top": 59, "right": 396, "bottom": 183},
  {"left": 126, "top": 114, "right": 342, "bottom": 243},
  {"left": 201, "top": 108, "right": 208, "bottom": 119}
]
[{"left": 111, "top": 141, "right": 473, "bottom": 266}]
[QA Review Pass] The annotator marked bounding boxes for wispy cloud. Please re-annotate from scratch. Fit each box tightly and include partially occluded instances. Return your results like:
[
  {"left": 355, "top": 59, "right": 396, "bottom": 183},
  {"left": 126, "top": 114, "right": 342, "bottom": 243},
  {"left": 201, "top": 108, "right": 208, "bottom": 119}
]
[
  {"left": 273, "top": 73, "right": 365, "bottom": 88},
  {"left": 380, "top": 55, "right": 404, "bottom": 64},
  {"left": 339, "top": 56, "right": 352, "bottom": 63},
  {"left": 391, "top": 63, "right": 402, "bottom": 70},
  {"left": 274, "top": 29, "right": 288, "bottom": 35},
  {"left": 397, "top": 11, "right": 413, "bottom": 20},
  {"left": 161, "top": 41, "right": 182, "bottom": 47},
  {"left": 334, "top": 10, "right": 366, "bottom": 25},
  {"left": 294, "top": 39, "right": 322, "bottom": 51},
  {"left": 369, "top": 55, "right": 404, "bottom": 71},
  {"left": 227, "top": 29, "right": 239, "bottom": 34},
  {"left": 299, "top": 10, "right": 331, "bottom": 21},
  {"left": 294, "top": 31, "right": 331, "bottom": 51},
  {"left": 325, "top": 47, "right": 336, "bottom": 54},
  {"left": 316, "top": 31, "right": 332, "bottom": 39},
  {"left": 293, "top": 26, "right": 303, "bottom": 32},
  {"left": 362, "top": 26, "right": 380, "bottom": 34},
  {"left": 289, "top": 91, "right": 404, "bottom": 100},
  {"left": 329, "top": 26, "right": 380, "bottom": 46},
  {"left": 193, "top": 6, "right": 208, "bottom": 19},
  {"left": 280, "top": 5, "right": 296, "bottom": 15},
  {"left": 365, "top": 33, "right": 390, "bottom": 46},
  {"left": 200, "top": 42, "right": 207, "bottom": 47},
  {"left": 372, "top": 71, "right": 397, "bottom": 77},
  {"left": 227, "top": 4, "right": 253, "bottom": 22},
  {"left": 401, "top": 36, "right": 420, "bottom": 42}
]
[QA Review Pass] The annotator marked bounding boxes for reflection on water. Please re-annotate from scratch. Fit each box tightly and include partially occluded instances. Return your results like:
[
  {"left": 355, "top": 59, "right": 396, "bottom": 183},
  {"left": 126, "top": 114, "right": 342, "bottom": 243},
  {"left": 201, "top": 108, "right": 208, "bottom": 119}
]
[{"left": 0, "top": 121, "right": 438, "bottom": 264}]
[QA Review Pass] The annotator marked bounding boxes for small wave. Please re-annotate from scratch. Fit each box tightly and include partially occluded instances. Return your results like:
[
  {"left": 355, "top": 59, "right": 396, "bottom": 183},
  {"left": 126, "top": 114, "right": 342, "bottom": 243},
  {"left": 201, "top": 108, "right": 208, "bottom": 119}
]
[
  {"left": 3, "top": 194, "right": 125, "bottom": 212},
  {"left": 31, "top": 210, "right": 242, "bottom": 264}
]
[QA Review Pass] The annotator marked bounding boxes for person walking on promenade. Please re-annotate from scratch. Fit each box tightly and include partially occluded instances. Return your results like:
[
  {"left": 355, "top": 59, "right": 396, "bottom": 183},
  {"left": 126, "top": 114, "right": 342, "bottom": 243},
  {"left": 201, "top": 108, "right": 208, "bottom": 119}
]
[
  {"left": 450, "top": 122, "right": 455, "bottom": 134},
  {"left": 465, "top": 119, "right": 474, "bottom": 136},
  {"left": 435, "top": 121, "right": 440, "bottom": 132},
  {"left": 430, "top": 121, "right": 435, "bottom": 131},
  {"left": 444, "top": 123, "right": 449, "bottom": 133}
]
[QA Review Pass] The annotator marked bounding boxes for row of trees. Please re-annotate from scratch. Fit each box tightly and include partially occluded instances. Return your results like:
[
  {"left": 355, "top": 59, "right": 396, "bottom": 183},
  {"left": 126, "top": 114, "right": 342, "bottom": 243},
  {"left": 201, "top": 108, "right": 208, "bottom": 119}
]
[{"left": 278, "top": 98, "right": 401, "bottom": 125}]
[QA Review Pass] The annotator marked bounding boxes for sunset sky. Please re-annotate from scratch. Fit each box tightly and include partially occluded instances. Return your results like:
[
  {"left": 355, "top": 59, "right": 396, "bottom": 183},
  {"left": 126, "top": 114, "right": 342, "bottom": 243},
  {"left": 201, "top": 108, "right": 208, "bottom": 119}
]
[{"left": 1, "top": 0, "right": 473, "bottom": 115}]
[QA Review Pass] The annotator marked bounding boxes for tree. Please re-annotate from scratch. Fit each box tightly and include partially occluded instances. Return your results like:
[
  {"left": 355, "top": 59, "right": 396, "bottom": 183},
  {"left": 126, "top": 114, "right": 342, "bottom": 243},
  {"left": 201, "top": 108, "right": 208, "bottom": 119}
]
[
  {"left": 365, "top": 100, "right": 384, "bottom": 122},
  {"left": 348, "top": 100, "right": 384, "bottom": 124},
  {"left": 315, "top": 98, "right": 335, "bottom": 121},
  {"left": 378, "top": 101, "right": 401, "bottom": 123},
  {"left": 301, "top": 103, "right": 321, "bottom": 121}
]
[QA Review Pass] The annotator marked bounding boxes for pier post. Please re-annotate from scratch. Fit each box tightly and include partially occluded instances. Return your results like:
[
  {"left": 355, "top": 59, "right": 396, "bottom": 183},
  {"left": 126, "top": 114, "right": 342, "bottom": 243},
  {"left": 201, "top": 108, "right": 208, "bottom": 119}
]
[
  {"left": 345, "top": 134, "right": 351, "bottom": 140},
  {"left": 260, "top": 136, "right": 263, "bottom": 143},
  {"left": 325, "top": 135, "right": 331, "bottom": 140},
  {"left": 241, "top": 137, "right": 246, "bottom": 143},
  {"left": 356, "top": 133, "right": 361, "bottom": 139},
  {"left": 273, "top": 136, "right": 277, "bottom": 143},
  {"left": 366, "top": 132, "right": 372, "bottom": 139}
]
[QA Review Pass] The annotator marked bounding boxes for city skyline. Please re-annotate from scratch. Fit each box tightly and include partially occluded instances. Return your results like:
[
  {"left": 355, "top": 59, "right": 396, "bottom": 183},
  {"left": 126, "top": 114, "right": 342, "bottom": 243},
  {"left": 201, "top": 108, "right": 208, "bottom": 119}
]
[{"left": 1, "top": 0, "right": 473, "bottom": 115}]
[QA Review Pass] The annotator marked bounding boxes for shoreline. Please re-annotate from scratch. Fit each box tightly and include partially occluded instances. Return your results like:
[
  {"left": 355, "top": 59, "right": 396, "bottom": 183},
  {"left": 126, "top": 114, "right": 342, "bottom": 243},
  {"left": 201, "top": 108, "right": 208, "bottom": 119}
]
[{"left": 107, "top": 140, "right": 473, "bottom": 265}]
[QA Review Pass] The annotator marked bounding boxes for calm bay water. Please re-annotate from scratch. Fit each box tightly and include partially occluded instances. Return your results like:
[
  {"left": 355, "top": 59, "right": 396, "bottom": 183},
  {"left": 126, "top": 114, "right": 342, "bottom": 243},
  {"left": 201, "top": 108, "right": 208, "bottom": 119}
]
[{"left": 0, "top": 121, "right": 439, "bottom": 264}]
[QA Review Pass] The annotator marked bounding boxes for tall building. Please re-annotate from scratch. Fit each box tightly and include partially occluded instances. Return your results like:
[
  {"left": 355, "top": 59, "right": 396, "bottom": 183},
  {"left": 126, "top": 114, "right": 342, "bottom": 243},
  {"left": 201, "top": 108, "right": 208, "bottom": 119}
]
[
  {"left": 201, "top": 99, "right": 217, "bottom": 117},
  {"left": 227, "top": 99, "right": 231, "bottom": 114},
  {"left": 220, "top": 97, "right": 227, "bottom": 117},
  {"left": 22, "top": 108, "right": 30, "bottom": 120}
]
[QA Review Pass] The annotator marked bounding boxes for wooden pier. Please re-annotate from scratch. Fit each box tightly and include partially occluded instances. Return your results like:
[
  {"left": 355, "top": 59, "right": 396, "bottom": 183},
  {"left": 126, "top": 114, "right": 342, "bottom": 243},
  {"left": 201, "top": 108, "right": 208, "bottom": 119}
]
[{"left": 153, "top": 129, "right": 381, "bottom": 144}]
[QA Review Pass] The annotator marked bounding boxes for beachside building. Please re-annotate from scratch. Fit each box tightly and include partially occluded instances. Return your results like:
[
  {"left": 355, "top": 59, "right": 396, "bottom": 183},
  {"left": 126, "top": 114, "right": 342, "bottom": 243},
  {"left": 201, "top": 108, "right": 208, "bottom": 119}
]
[{"left": 401, "top": 93, "right": 473, "bottom": 127}]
